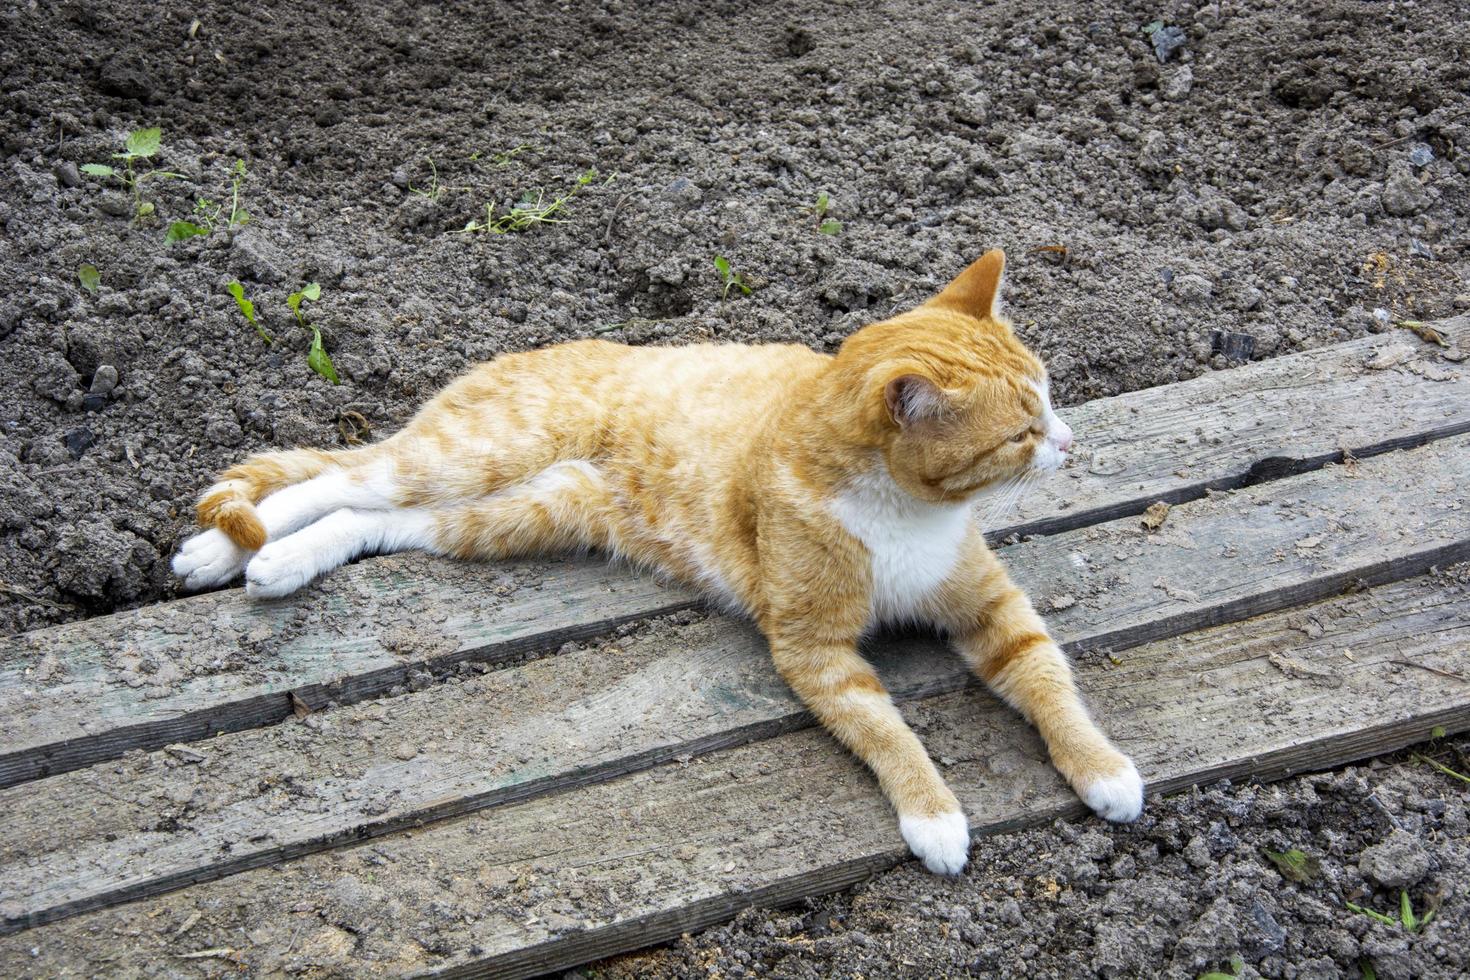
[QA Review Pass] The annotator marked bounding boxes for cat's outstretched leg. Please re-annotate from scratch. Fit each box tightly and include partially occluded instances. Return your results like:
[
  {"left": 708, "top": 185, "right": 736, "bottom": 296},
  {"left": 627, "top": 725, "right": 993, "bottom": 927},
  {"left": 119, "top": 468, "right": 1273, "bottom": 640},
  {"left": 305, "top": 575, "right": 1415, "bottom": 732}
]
[
  {"left": 929, "top": 530, "right": 1144, "bottom": 822},
  {"left": 243, "top": 461, "right": 614, "bottom": 597},
  {"left": 174, "top": 453, "right": 396, "bottom": 590},
  {"left": 764, "top": 627, "right": 971, "bottom": 875}
]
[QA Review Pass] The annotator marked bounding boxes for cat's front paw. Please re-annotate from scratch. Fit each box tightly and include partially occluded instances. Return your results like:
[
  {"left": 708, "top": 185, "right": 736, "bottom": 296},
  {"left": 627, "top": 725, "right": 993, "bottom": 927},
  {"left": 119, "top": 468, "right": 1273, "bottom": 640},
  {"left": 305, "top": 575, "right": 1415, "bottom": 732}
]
[
  {"left": 1077, "top": 756, "right": 1145, "bottom": 823},
  {"left": 244, "top": 536, "right": 320, "bottom": 599},
  {"left": 172, "top": 529, "right": 251, "bottom": 590},
  {"left": 899, "top": 809, "right": 970, "bottom": 876}
]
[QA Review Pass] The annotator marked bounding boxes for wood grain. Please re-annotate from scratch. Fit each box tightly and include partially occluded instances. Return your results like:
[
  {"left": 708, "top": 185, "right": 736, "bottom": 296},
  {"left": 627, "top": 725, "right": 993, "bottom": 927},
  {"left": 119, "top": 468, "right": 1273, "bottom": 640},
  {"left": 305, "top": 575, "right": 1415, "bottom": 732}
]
[
  {"left": 3, "top": 433, "right": 1468, "bottom": 935},
  {"left": 0, "top": 320, "right": 1465, "bottom": 790},
  {"left": 2, "top": 571, "right": 1465, "bottom": 977}
]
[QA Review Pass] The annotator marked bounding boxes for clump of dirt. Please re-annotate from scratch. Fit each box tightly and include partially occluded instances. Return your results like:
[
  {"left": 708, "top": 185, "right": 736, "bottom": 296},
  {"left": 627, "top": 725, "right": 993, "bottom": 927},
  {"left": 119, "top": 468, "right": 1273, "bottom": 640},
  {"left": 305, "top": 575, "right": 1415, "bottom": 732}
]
[
  {"left": 2, "top": 0, "right": 1468, "bottom": 632},
  {"left": 599, "top": 736, "right": 1470, "bottom": 980}
]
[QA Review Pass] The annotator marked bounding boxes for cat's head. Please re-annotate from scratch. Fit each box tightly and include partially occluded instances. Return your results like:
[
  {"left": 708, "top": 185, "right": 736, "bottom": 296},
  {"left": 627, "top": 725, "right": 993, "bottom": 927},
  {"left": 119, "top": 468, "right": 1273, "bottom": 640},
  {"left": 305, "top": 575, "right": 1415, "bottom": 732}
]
[{"left": 836, "top": 250, "right": 1073, "bottom": 504}]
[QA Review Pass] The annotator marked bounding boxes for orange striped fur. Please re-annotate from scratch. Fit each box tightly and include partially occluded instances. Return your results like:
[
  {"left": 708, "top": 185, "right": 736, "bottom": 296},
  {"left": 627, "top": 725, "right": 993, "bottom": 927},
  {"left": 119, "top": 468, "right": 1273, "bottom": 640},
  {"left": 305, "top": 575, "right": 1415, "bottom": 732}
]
[{"left": 175, "top": 250, "right": 1143, "bottom": 874}]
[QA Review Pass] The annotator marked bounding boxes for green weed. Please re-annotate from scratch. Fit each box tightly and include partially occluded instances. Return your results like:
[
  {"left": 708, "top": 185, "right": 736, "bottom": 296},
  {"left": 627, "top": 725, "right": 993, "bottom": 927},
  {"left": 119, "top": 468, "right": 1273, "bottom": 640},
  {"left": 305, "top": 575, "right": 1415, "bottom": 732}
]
[
  {"left": 713, "top": 255, "right": 752, "bottom": 301},
  {"left": 226, "top": 282, "right": 272, "bottom": 344},
  {"left": 288, "top": 282, "right": 339, "bottom": 384},
  {"left": 1346, "top": 891, "right": 1436, "bottom": 933},
  {"left": 77, "top": 264, "right": 100, "bottom": 294},
  {"left": 409, "top": 156, "right": 443, "bottom": 201},
  {"left": 81, "top": 127, "right": 184, "bottom": 222},
  {"left": 806, "top": 191, "right": 843, "bottom": 235},
  {"left": 1197, "top": 954, "right": 1244, "bottom": 980},
  {"left": 167, "top": 160, "right": 251, "bottom": 244},
  {"left": 460, "top": 168, "right": 606, "bottom": 235},
  {"left": 1412, "top": 752, "right": 1470, "bottom": 785},
  {"left": 1264, "top": 848, "right": 1320, "bottom": 883}
]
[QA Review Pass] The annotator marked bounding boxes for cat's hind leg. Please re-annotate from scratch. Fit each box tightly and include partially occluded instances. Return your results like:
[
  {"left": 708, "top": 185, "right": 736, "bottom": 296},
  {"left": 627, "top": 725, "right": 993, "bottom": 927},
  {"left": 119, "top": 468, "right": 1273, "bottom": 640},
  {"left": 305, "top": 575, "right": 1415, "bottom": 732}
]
[
  {"left": 243, "top": 461, "right": 615, "bottom": 598},
  {"left": 175, "top": 454, "right": 399, "bottom": 590}
]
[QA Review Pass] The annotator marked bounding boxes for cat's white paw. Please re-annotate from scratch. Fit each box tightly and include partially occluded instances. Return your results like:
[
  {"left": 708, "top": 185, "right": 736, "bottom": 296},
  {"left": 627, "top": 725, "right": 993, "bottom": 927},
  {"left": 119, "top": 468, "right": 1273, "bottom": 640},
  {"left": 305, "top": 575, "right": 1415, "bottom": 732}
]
[
  {"left": 244, "top": 536, "right": 321, "bottom": 599},
  {"left": 1079, "top": 758, "right": 1145, "bottom": 823},
  {"left": 172, "top": 529, "right": 251, "bottom": 590},
  {"left": 899, "top": 810, "right": 970, "bottom": 876}
]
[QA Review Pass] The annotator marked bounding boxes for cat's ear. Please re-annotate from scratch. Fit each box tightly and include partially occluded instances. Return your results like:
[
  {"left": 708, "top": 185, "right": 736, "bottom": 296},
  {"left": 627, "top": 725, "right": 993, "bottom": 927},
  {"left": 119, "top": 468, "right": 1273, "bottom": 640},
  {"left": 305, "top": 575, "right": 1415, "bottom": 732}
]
[
  {"left": 928, "top": 249, "right": 1006, "bottom": 319},
  {"left": 884, "top": 373, "right": 947, "bottom": 428}
]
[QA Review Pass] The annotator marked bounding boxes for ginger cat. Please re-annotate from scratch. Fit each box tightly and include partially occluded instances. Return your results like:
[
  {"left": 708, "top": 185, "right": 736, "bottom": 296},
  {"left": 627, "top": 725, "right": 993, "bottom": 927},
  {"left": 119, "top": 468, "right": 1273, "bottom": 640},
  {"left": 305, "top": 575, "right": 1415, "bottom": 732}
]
[{"left": 173, "top": 250, "right": 1144, "bottom": 874}]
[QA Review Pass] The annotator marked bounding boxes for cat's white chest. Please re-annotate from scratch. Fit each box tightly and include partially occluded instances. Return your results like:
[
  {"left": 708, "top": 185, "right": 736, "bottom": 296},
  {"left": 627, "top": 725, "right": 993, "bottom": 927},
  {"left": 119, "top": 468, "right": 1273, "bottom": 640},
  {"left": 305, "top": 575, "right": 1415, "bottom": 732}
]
[{"left": 828, "top": 468, "right": 971, "bottom": 625}]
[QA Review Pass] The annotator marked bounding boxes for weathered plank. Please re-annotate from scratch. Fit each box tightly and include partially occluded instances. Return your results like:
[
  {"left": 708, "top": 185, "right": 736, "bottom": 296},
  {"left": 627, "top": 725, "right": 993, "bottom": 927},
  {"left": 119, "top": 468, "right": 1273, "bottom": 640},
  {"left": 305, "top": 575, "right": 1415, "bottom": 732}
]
[
  {"left": 2, "top": 569, "right": 1466, "bottom": 978},
  {"left": 0, "top": 321, "right": 1464, "bottom": 790},
  {"left": 3, "top": 433, "right": 1468, "bottom": 935},
  {"left": 0, "top": 322, "right": 1466, "bottom": 792}
]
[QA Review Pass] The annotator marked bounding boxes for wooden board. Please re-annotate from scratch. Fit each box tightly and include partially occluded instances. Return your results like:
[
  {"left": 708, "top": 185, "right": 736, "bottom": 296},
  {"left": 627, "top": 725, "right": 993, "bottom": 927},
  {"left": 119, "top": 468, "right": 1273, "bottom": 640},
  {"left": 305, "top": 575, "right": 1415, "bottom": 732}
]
[
  {"left": 3, "top": 570, "right": 1466, "bottom": 978},
  {"left": 3, "top": 434, "right": 1469, "bottom": 935},
  {"left": 0, "top": 319, "right": 1465, "bottom": 790}
]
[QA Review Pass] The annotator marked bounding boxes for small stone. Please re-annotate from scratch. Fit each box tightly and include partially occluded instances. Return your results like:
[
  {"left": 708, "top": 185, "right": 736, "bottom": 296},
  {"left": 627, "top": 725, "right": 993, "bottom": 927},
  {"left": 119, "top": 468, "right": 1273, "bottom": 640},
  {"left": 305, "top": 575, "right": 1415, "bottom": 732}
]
[
  {"left": 1372, "top": 308, "right": 1393, "bottom": 331},
  {"left": 1183, "top": 834, "right": 1212, "bottom": 869},
  {"left": 1407, "top": 143, "right": 1434, "bottom": 168},
  {"left": 165, "top": 745, "right": 208, "bottom": 764},
  {"left": 1173, "top": 273, "right": 1213, "bottom": 305},
  {"left": 660, "top": 176, "right": 704, "bottom": 207},
  {"left": 675, "top": 844, "right": 698, "bottom": 862},
  {"left": 1359, "top": 829, "right": 1432, "bottom": 889},
  {"left": 97, "top": 193, "right": 132, "bottom": 217},
  {"left": 82, "top": 393, "right": 107, "bottom": 413},
  {"left": 1162, "top": 65, "right": 1194, "bottom": 101},
  {"left": 1452, "top": 294, "right": 1470, "bottom": 310},
  {"left": 1050, "top": 594, "right": 1077, "bottom": 611},
  {"left": 1151, "top": 25, "right": 1188, "bottom": 63},
  {"left": 1409, "top": 238, "right": 1434, "bottom": 260},
  {"left": 393, "top": 743, "right": 419, "bottom": 761},
  {"left": 63, "top": 427, "right": 96, "bottom": 459},
  {"left": 1381, "top": 163, "right": 1430, "bottom": 217},
  {"left": 89, "top": 364, "right": 119, "bottom": 395},
  {"left": 54, "top": 161, "right": 81, "bottom": 188},
  {"left": 32, "top": 352, "right": 80, "bottom": 402}
]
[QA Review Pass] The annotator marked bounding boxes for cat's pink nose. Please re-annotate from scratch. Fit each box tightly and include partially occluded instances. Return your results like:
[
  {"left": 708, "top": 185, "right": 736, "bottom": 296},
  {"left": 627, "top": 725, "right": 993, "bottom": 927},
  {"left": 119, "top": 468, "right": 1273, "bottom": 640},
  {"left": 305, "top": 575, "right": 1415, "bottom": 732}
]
[{"left": 1051, "top": 421, "right": 1074, "bottom": 453}]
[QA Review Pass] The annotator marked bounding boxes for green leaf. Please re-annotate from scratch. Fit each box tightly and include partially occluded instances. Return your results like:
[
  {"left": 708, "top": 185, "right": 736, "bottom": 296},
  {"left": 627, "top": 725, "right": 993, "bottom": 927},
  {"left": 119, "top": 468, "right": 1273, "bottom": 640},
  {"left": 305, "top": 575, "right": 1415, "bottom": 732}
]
[
  {"left": 125, "top": 127, "right": 162, "bottom": 158},
  {"left": 307, "top": 328, "right": 340, "bottom": 384},
  {"left": 1431, "top": 725, "right": 1446, "bottom": 739},
  {"left": 1346, "top": 901, "right": 1398, "bottom": 927},
  {"left": 137, "top": 201, "right": 155, "bottom": 217},
  {"left": 1400, "top": 891, "right": 1416, "bottom": 931},
  {"left": 1360, "top": 960, "right": 1377, "bottom": 980},
  {"left": 714, "top": 256, "right": 732, "bottom": 279},
  {"left": 819, "top": 219, "right": 843, "bottom": 235},
  {"left": 77, "top": 264, "right": 100, "bottom": 294},
  {"left": 1198, "top": 973, "right": 1235, "bottom": 980},
  {"left": 287, "top": 282, "right": 319, "bottom": 320},
  {"left": 165, "top": 221, "right": 210, "bottom": 244},
  {"left": 226, "top": 281, "right": 272, "bottom": 343},
  {"left": 815, "top": 191, "right": 830, "bottom": 214},
  {"left": 1265, "top": 848, "right": 1319, "bottom": 882},
  {"left": 80, "top": 163, "right": 115, "bottom": 177}
]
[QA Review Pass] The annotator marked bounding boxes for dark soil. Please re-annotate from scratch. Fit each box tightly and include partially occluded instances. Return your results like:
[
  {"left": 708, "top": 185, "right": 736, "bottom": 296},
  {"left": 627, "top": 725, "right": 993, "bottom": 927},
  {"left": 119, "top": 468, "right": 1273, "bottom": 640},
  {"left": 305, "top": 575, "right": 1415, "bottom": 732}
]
[
  {"left": 2, "top": 0, "right": 1468, "bottom": 976},
  {"left": 3, "top": 0, "right": 1468, "bottom": 632},
  {"left": 598, "top": 735, "right": 1470, "bottom": 980}
]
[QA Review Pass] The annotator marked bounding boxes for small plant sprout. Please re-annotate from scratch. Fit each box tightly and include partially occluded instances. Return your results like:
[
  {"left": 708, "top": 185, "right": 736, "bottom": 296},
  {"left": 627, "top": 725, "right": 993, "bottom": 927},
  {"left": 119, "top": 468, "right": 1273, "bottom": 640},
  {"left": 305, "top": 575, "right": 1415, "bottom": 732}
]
[
  {"left": 226, "top": 281, "right": 272, "bottom": 344},
  {"left": 409, "top": 156, "right": 443, "bottom": 201},
  {"left": 288, "top": 282, "right": 339, "bottom": 384},
  {"left": 167, "top": 160, "right": 250, "bottom": 245},
  {"left": 1345, "top": 891, "right": 1437, "bottom": 933},
  {"left": 713, "top": 255, "right": 752, "bottom": 301},
  {"left": 806, "top": 191, "right": 842, "bottom": 235},
  {"left": 81, "top": 127, "right": 184, "bottom": 222},
  {"left": 1197, "top": 955, "right": 1244, "bottom": 980},
  {"left": 460, "top": 168, "right": 610, "bottom": 235},
  {"left": 77, "top": 264, "right": 100, "bottom": 294}
]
